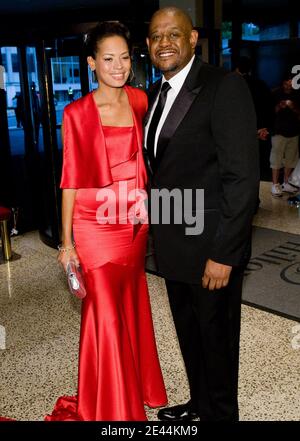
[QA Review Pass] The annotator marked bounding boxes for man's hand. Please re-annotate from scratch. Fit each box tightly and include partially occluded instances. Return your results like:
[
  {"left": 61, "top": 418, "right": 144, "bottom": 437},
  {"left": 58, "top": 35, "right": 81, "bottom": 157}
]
[
  {"left": 202, "top": 259, "right": 232, "bottom": 291},
  {"left": 257, "top": 128, "right": 269, "bottom": 141}
]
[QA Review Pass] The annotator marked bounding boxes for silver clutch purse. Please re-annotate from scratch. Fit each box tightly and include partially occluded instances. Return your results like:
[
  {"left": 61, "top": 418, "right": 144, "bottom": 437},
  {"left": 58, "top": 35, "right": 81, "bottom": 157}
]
[{"left": 66, "top": 261, "right": 87, "bottom": 299}]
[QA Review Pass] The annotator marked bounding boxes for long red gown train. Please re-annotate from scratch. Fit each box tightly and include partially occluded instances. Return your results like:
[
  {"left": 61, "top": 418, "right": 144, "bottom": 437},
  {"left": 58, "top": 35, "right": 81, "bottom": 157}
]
[{"left": 45, "top": 125, "right": 167, "bottom": 421}]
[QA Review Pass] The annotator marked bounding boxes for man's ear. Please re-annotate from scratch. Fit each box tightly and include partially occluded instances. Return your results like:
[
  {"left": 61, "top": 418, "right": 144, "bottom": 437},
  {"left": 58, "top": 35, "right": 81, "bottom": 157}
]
[
  {"left": 146, "top": 37, "right": 150, "bottom": 50},
  {"left": 190, "top": 30, "right": 198, "bottom": 49}
]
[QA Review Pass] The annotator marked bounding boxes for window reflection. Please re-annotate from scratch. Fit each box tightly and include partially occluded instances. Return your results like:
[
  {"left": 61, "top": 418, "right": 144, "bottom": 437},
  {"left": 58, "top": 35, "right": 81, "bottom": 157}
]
[
  {"left": 242, "top": 23, "right": 260, "bottom": 41},
  {"left": 50, "top": 55, "right": 82, "bottom": 127},
  {"left": 221, "top": 21, "right": 232, "bottom": 71},
  {"left": 1, "top": 46, "right": 25, "bottom": 156},
  {"left": 26, "top": 47, "right": 43, "bottom": 151}
]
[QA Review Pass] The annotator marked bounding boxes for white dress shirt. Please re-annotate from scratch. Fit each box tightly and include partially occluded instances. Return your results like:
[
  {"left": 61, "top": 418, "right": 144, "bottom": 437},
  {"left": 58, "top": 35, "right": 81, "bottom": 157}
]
[{"left": 145, "top": 55, "right": 195, "bottom": 157}]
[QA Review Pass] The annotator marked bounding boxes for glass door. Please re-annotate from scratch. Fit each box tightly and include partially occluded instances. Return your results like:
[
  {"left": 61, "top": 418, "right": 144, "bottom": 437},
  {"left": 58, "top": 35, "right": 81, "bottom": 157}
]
[
  {"left": 50, "top": 54, "right": 82, "bottom": 150},
  {"left": 36, "top": 38, "right": 88, "bottom": 247},
  {"left": 0, "top": 46, "right": 45, "bottom": 233},
  {"left": 1, "top": 47, "right": 25, "bottom": 155}
]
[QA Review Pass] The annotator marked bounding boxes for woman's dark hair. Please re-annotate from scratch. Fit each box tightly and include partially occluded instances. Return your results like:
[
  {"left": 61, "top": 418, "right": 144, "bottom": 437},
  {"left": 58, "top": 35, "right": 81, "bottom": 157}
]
[{"left": 84, "top": 21, "right": 132, "bottom": 58}]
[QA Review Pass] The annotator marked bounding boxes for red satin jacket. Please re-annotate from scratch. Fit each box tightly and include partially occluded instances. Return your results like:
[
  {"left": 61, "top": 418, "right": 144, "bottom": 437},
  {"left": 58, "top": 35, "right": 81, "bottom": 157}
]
[{"left": 60, "top": 85, "right": 148, "bottom": 190}]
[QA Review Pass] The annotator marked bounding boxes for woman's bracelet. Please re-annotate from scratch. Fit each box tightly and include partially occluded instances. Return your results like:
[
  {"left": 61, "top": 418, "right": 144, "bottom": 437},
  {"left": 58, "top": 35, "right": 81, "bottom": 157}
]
[{"left": 57, "top": 242, "right": 76, "bottom": 252}]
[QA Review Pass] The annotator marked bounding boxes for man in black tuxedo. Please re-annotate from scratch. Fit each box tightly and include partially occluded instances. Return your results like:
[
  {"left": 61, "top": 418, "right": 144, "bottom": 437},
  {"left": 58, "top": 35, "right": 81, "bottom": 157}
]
[{"left": 145, "top": 7, "right": 259, "bottom": 421}]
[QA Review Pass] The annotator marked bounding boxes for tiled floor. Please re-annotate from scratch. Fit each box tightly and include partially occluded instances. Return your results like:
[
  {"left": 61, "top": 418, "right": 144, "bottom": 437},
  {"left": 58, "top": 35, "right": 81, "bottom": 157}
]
[{"left": 0, "top": 181, "right": 299, "bottom": 421}]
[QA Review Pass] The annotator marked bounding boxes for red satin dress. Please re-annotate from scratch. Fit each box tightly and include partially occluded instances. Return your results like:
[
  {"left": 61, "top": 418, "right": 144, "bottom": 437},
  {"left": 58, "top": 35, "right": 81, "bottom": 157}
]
[{"left": 45, "top": 126, "right": 167, "bottom": 421}]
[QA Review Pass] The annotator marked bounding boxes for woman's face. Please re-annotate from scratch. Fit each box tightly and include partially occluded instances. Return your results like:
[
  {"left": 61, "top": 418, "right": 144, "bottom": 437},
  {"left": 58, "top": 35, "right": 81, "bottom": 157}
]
[{"left": 87, "top": 35, "right": 131, "bottom": 88}]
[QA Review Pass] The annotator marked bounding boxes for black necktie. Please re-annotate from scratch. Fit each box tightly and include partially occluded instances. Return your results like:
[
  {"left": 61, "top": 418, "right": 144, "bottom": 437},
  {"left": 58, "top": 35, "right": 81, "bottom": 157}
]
[{"left": 147, "top": 82, "right": 171, "bottom": 171}]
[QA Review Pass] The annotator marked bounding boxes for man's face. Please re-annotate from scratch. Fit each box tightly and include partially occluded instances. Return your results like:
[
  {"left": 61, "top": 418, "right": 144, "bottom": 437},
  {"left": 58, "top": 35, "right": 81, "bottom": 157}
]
[{"left": 147, "top": 11, "right": 198, "bottom": 80}]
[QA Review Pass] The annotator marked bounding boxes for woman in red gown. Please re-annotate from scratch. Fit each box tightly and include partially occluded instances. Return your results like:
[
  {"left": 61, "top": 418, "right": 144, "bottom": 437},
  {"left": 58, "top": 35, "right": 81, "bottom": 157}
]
[{"left": 45, "top": 22, "right": 167, "bottom": 421}]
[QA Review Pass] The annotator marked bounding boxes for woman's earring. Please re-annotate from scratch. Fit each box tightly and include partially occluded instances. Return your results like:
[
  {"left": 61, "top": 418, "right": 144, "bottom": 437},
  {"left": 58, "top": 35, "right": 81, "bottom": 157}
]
[
  {"left": 129, "top": 67, "right": 135, "bottom": 83},
  {"left": 91, "top": 68, "right": 97, "bottom": 82}
]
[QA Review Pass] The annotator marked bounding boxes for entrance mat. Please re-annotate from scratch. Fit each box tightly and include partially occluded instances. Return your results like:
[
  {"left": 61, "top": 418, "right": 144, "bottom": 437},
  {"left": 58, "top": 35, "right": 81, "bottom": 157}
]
[{"left": 243, "top": 227, "right": 300, "bottom": 322}]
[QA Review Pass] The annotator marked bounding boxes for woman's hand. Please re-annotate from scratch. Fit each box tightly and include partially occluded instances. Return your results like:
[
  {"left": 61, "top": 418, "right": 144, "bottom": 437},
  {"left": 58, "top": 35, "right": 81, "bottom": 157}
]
[{"left": 58, "top": 247, "right": 80, "bottom": 271}]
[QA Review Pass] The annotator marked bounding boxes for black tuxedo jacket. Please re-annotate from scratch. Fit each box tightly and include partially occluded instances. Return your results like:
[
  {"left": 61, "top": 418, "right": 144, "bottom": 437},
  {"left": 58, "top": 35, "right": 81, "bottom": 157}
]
[{"left": 145, "top": 57, "right": 260, "bottom": 283}]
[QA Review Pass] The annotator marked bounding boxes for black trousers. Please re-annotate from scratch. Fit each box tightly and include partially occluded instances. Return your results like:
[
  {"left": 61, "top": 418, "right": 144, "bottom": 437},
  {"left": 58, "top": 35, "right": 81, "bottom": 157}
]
[{"left": 165, "top": 268, "right": 244, "bottom": 421}]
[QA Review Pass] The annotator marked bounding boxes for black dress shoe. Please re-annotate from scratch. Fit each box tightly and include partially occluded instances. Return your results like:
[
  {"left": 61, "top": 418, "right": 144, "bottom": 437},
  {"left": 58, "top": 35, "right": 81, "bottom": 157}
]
[{"left": 157, "top": 401, "right": 198, "bottom": 421}]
